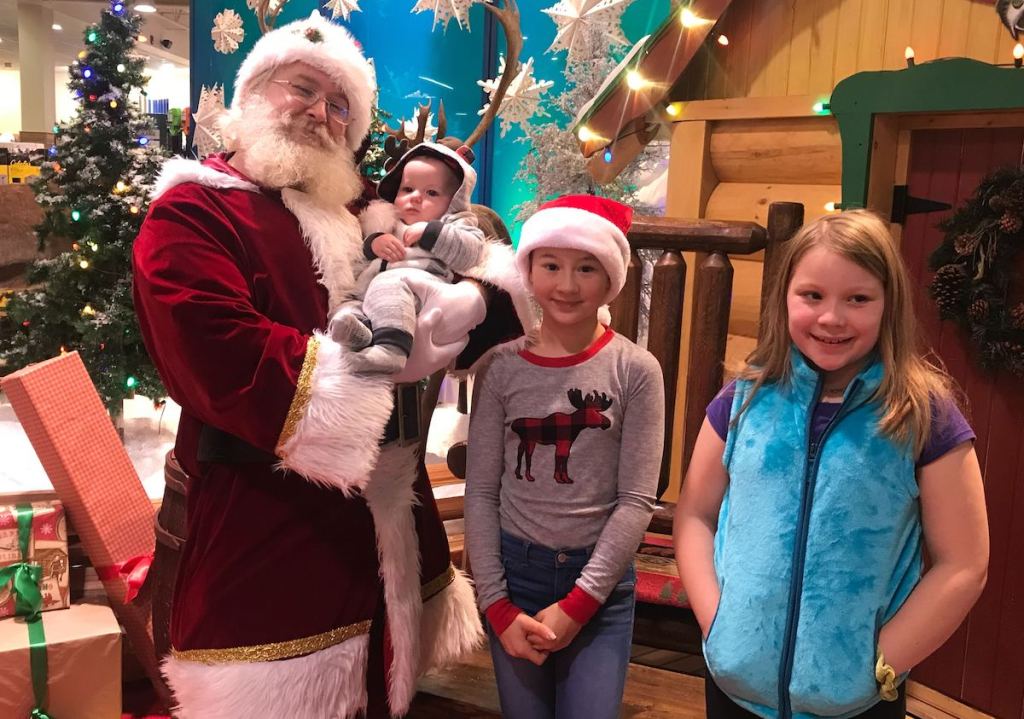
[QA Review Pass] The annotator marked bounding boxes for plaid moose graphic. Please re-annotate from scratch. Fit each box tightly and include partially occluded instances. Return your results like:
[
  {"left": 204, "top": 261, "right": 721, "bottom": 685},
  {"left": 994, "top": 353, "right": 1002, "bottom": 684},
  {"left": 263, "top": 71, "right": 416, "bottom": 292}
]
[{"left": 510, "top": 388, "right": 613, "bottom": 484}]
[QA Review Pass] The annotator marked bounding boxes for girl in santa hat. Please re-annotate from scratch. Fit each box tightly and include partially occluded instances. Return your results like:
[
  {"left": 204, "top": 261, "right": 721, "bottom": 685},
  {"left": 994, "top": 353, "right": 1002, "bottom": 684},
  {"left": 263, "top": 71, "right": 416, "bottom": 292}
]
[{"left": 464, "top": 194, "right": 665, "bottom": 718}]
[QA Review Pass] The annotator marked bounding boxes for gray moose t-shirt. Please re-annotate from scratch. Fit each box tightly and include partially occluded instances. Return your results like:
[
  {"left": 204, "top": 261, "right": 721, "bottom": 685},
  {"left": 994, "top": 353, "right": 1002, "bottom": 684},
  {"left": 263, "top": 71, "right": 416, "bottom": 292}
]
[{"left": 464, "top": 329, "right": 664, "bottom": 611}]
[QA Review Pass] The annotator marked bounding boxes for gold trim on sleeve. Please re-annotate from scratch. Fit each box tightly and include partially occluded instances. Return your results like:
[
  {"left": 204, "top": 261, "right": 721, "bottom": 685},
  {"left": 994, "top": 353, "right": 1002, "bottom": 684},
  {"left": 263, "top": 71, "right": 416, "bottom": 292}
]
[
  {"left": 171, "top": 619, "right": 371, "bottom": 664},
  {"left": 276, "top": 335, "right": 321, "bottom": 456},
  {"left": 421, "top": 563, "right": 456, "bottom": 602}
]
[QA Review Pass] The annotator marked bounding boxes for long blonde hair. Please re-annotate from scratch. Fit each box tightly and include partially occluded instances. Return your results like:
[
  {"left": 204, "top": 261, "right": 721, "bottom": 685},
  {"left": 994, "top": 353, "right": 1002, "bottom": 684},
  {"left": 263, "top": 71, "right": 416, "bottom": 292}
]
[{"left": 741, "top": 209, "right": 956, "bottom": 455}]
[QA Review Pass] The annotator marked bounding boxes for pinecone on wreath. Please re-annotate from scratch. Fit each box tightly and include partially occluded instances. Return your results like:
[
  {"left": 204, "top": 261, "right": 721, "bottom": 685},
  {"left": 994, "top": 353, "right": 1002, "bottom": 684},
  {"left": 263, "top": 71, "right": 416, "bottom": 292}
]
[
  {"left": 954, "top": 233, "right": 979, "bottom": 255},
  {"left": 1011, "top": 302, "right": 1024, "bottom": 330},
  {"left": 999, "top": 212, "right": 1022, "bottom": 234},
  {"left": 929, "top": 264, "right": 968, "bottom": 317},
  {"left": 968, "top": 298, "right": 990, "bottom": 324}
]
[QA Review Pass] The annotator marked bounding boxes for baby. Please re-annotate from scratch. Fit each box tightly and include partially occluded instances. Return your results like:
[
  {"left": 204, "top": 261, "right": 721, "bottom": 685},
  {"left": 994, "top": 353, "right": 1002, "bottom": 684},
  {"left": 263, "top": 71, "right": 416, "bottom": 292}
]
[{"left": 332, "top": 142, "right": 489, "bottom": 373}]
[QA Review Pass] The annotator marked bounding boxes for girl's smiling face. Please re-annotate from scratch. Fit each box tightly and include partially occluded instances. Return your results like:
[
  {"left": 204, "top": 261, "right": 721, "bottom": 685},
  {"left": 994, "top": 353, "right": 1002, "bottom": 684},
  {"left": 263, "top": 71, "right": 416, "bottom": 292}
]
[
  {"left": 787, "top": 245, "right": 885, "bottom": 387},
  {"left": 529, "top": 247, "right": 610, "bottom": 329}
]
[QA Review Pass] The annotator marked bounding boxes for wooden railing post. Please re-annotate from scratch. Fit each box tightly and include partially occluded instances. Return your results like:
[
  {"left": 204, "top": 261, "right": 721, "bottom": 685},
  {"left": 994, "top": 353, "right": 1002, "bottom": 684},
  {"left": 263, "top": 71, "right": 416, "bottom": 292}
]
[
  {"left": 682, "top": 252, "right": 734, "bottom": 474},
  {"left": 759, "top": 202, "right": 804, "bottom": 343},
  {"left": 647, "top": 250, "right": 686, "bottom": 498},
  {"left": 609, "top": 250, "right": 643, "bottom": 342}
]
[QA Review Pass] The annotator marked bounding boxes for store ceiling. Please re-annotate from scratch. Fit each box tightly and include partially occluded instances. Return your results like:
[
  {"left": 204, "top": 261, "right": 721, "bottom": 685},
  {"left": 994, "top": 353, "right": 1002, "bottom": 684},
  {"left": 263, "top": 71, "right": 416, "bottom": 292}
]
[{"left": 0, "top": 1, "right": 190, "bottom": 70}]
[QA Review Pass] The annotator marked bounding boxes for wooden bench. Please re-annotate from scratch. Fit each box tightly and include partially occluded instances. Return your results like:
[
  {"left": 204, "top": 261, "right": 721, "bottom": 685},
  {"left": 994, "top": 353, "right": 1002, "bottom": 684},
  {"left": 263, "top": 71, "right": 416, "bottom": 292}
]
[{"left": 412, "top": 647, "right": 707, "bottom": 718}]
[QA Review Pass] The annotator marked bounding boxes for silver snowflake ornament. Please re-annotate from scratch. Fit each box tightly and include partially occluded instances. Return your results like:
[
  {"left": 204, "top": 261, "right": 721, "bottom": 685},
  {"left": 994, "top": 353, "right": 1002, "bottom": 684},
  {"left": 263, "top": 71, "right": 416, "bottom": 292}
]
[
  {"left": 477, "top": 56, "right": 553, "bottom": 137},
  {"left": 212, "top": 9, "right": 245, "bottom": 54},
  {"left": 542, "top": 0, "right": 631, "bottom": 62},
  {"left": 411, "top": 0, "right": 482, "bottom": 31},
  {"left": 325, "top": 0, "right": 361, "bottom": 20},
  {"left": 193, "top": 83, "right": 227, "bottom": 157}
]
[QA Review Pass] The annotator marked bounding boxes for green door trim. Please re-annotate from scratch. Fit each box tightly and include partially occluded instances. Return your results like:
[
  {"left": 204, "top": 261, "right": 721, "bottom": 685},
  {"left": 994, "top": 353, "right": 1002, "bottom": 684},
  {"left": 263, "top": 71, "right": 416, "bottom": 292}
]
[{"left": 830, "top": 58, "right": 1024, "bottom": 209}]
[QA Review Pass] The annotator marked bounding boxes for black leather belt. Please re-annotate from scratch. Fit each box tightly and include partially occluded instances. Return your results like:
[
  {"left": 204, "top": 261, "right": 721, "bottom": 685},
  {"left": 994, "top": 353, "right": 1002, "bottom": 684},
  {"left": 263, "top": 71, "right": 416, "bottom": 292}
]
[
  {"left": 196, "top": 383, "right": 424, "bottom": 464},
  {"left": 381, "top": 382, "right": 424, "bottom": 447}
]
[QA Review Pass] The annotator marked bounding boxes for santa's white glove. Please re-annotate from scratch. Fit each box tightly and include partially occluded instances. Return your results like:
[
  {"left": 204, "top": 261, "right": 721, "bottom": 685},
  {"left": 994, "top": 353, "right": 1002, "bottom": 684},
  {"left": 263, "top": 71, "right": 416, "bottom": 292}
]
[{"left": 391, "top": 277, "right": 487, "bottom": 384}]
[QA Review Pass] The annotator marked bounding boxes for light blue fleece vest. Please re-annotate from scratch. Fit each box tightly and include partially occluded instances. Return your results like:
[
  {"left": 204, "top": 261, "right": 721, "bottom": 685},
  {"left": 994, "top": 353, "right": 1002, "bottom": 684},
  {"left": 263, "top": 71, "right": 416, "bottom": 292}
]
[{"left": 703, "top": 352, "right": 921, "bottom": 719}]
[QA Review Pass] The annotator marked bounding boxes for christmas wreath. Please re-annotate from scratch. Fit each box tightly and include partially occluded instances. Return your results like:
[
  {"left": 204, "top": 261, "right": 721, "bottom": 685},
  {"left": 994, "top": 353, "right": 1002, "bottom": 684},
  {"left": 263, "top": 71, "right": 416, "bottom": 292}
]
[{"left": 929, "top": 166, "right": 1024, "bottom": 378}]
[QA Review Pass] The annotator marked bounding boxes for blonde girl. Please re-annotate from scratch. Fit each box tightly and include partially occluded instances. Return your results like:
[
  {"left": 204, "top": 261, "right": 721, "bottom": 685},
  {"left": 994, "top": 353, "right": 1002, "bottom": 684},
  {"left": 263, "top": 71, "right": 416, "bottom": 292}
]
[{"left": 675, "top": 210, "right": 988, "bottom": 719}]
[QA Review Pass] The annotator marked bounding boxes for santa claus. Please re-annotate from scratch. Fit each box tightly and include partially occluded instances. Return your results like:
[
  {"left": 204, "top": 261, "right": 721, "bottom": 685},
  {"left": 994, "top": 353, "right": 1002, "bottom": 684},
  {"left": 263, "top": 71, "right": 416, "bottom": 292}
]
[{"left": 133, "top": 12, "right": 523, "bottom": 718}]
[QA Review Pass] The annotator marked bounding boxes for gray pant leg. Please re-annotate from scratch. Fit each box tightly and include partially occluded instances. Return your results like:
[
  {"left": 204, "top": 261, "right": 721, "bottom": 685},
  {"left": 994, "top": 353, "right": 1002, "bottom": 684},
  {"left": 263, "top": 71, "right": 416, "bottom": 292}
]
[{"left": 362, "top": 271, "right": 421, "bottom": 351}]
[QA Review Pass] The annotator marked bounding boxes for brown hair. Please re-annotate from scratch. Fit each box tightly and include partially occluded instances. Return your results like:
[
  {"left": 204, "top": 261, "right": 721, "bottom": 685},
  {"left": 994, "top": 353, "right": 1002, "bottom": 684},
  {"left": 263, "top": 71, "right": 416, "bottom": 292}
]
[{"left": 740, "top": 209, "right": 957, "bottom": 454}]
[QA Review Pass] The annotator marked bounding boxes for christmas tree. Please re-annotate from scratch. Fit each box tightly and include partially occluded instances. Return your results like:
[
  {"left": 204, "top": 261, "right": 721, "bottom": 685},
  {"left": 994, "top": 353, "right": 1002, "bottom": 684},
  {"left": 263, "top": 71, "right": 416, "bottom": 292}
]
[{"left": 0, "top": 1, "right": 165, "bottom": 413}]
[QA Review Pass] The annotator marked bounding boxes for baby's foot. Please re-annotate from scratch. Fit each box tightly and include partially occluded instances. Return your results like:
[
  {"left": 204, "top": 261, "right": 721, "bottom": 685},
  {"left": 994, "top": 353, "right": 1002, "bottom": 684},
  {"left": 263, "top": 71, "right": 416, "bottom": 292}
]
[
  {"left": 330, "top": 312, "right": 372, "bottom": 350},
  {"left": 348, "top": 344, "right": 408, "bottom": 374}
]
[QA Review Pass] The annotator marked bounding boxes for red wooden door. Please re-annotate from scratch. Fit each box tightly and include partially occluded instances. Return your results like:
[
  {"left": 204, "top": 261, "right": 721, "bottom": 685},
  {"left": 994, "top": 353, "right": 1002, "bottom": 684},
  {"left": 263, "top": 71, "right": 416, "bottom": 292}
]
[{"left": 900, "top": 127, "right": 1024, "bottom": 719}]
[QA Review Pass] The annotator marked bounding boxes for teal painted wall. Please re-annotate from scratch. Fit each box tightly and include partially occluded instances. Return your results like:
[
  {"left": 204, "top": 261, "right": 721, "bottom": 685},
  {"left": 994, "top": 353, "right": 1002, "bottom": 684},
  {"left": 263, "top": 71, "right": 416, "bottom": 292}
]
[{"left": 189, "top": 1, "right": 671, "bottom": 235}]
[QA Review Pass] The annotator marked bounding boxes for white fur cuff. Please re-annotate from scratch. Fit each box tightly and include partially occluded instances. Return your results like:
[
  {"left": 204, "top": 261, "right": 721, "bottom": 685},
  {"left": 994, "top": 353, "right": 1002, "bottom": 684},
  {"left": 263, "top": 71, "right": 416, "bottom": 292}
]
[
  {"left": 277, "top": 333, "right": 394, "bottom": 495},
  {"left": 163, "top": 634, "right": 369, "bottom": 719},
  {"left": 419, "top": 568, "right": 484, "bottom": 674}
]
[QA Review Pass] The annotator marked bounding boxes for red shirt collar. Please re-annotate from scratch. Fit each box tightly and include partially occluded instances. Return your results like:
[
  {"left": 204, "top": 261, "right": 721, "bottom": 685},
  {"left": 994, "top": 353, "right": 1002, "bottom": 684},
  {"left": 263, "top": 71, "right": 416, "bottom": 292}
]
[{"left": 519, "top": 327, "right": 615, "bottom": 367}]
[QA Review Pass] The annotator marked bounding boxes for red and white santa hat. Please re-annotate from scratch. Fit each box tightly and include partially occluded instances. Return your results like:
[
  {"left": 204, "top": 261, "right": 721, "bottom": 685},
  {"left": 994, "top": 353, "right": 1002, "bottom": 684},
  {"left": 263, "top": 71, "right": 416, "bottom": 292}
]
[
  {"left": 233, "top": 12, "right": 376, "bottom": 151},
  {"left": 516, "top": 194, "right": 633, "bottom": 304}
]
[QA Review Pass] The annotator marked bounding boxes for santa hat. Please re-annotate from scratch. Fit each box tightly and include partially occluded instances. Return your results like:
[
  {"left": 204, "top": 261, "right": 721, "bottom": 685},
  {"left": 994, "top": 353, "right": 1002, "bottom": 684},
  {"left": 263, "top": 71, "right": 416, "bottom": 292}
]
[
  {"left": 233, "top": 12, "right": 376, "bottom": 151},
  {"left": 516, "top": 195, "right": 633, "bottom": 304}
]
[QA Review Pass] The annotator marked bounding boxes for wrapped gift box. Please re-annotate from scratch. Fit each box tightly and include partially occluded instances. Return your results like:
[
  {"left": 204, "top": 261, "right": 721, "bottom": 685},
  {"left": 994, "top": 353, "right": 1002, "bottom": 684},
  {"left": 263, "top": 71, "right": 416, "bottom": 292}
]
[
  {"left": 0, "top": 602, "right": 121, "bottom": 718},
  {"left": 0, "top": 501, "right": 70, "bottom": 618},
  {"left": 0, "top": 352, "right": 169, "bottom": 706}
]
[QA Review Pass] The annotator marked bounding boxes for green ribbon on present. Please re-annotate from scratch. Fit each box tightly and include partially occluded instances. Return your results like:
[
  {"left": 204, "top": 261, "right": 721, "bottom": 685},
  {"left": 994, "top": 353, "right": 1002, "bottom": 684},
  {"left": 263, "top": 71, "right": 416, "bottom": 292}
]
[{"left": 0, "top": 504, "right": 53, "bottom": 718}]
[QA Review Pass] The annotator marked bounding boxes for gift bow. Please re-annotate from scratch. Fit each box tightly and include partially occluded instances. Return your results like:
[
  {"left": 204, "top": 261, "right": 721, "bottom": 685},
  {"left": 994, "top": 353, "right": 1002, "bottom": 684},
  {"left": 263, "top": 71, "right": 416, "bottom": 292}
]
[
  {"left": 0, "top": 561, "right": 43, "bottom": 616},
  {"left": 95, "top": 553, "right": 153, "bottom": 604}
]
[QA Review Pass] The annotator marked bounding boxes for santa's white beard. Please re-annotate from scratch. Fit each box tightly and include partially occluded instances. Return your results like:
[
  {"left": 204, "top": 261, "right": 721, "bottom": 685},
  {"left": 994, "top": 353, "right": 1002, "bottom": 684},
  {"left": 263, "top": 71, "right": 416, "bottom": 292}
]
[{"left": 220, "top": 97, "right": 363, "bottom": 208}]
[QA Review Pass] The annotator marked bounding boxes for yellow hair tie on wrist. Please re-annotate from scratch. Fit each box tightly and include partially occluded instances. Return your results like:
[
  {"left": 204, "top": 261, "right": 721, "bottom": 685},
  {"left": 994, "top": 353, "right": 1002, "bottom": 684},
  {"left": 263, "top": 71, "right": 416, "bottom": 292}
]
[{"left": 875, "top": 650, "right": 899, "bottom": 701}]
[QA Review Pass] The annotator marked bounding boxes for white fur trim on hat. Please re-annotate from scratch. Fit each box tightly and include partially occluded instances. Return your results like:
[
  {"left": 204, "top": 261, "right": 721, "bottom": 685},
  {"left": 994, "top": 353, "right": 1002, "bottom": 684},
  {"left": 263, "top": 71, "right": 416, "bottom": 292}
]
[
  {"left": 233, "top": 12, "right": 376, "bottom": 151},
  {"left": 516, "top": 206, "right": 630, "bottom": 305}
]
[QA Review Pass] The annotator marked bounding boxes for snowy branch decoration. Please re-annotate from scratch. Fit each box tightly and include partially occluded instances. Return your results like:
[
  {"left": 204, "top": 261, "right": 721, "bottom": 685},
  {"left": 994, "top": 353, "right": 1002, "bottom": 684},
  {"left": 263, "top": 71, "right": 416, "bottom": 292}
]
[
  {"left": 542, "top": 0, "right": 632, "bottom": 62},
  {"left": 212, "top": 9, "right": 245, "bottom": 54},
  {"left": 411, "top": 0, "right": 483, "bottom": 31},
  {"left": 325, "top": 0, "right": 361, "bottom": 20},
  {"left": 193, "top": 84, "right": 227, "bottom": 157},
  {"left": 478, "top": 56, "right": 553, "bottom": 137}
]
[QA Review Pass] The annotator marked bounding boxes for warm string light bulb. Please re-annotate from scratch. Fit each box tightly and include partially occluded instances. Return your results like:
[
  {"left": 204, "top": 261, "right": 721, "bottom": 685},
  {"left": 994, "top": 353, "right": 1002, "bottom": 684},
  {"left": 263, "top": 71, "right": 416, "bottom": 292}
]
[
  {"left": 577, "top": 126, "right": 595, "bottom": 143},
  {"left": 1014, "top": 43, "right": 1023, "bottom": 68},
  {"left": 82, "top": 304, "right": 95, "bottom": 316},
  {"left": 680, "top": 8, "right": 710, "bottom": 28},
  {"left": 626, "top": 70, "right": 648, "bottom": 91},
  {"left": 79, "top": 259, "right": 90, "bottom": 269},
  {"left": 904, "top": 46, "right": 915, "bottom": 67}
]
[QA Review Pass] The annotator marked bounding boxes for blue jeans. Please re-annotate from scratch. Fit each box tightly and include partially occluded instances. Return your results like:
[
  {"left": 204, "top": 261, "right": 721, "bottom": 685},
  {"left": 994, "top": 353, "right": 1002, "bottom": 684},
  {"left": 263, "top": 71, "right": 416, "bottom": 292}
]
[{"left": 488, "top": 530, "right": 637, "bottom": 719}]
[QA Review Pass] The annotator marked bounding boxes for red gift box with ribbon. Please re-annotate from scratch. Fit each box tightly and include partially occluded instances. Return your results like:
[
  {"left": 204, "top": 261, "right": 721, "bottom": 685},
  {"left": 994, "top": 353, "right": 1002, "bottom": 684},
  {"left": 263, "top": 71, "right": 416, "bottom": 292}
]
[
  {"left": 1, "top": 352, "right": 168, "bottom": 706},
  {"left": 0, "top": 501, "right": 70, "bottom": 619}
]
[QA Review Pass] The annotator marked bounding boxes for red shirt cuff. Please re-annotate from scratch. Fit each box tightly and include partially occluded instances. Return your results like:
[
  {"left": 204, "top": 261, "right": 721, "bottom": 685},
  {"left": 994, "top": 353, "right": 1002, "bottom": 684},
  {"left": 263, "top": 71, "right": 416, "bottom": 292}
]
[
  {"left": 484, "top": 598, "right": 523, "bottom": 636},
  {"left": 558, "top": 585, "right": 602, "bottom": 625}
]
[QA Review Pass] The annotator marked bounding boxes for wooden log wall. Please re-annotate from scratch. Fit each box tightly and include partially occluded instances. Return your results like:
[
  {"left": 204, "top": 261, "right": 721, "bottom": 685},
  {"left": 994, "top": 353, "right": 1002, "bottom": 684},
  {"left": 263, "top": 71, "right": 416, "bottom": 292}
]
[{"left": 675, "top": 0, "right": 1022, "bottom": 103}]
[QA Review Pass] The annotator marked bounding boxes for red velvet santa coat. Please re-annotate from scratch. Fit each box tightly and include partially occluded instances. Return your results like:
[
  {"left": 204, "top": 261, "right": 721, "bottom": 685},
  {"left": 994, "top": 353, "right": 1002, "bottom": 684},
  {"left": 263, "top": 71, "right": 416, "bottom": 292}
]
[{"left": 133, "top": 155, "right": 505, "bottom": 718}]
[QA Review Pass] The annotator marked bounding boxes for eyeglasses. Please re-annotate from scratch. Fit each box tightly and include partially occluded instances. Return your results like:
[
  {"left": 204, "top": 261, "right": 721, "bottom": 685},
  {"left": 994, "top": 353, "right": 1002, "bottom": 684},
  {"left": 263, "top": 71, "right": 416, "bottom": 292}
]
[{"left": 271, "top": 80, "right": 351, "bottom": 126}]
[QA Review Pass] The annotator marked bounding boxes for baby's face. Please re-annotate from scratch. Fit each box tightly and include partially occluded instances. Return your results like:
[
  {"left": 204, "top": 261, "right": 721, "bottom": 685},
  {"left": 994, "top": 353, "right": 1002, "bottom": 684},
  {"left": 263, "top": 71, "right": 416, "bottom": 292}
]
[{"left": 394, "top": 158, "right": 457, "bottom": 224}]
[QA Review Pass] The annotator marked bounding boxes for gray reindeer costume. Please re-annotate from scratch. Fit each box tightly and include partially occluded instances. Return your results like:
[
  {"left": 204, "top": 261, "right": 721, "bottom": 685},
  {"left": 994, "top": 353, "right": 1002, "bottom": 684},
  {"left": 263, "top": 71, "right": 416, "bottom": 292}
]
[{"left": 332, "top": 141, "right": 527, "bottom": 374}]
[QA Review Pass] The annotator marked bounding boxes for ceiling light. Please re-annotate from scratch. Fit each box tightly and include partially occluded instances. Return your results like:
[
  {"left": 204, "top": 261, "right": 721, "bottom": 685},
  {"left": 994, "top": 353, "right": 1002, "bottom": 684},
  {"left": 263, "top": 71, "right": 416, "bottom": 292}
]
[
  {"left": 135, "top": 4, "right": 157, "bottom": 12},
  {"left": 52, "top": 24, "right": 63, "bottom": 31}
]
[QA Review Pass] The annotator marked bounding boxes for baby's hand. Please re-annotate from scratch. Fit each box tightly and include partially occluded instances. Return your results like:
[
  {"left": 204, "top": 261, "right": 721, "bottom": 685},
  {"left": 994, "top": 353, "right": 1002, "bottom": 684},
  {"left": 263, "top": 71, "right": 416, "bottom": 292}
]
[
  {"left": 402, "top": 222, "right": 428, "bottom": 247},
  {"left": 371, "top": 233, "right": 405, "bottom": 262}
]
